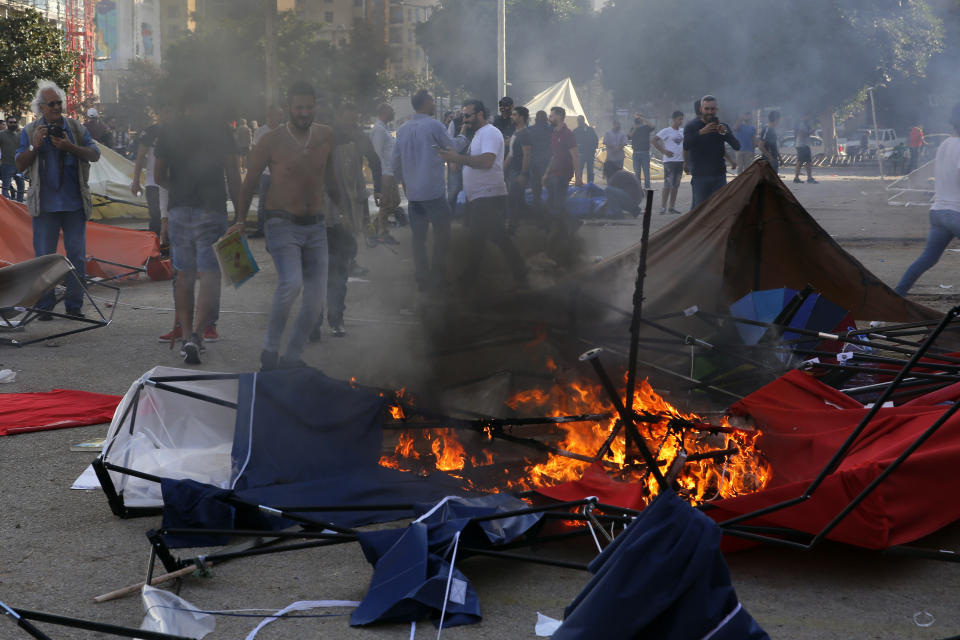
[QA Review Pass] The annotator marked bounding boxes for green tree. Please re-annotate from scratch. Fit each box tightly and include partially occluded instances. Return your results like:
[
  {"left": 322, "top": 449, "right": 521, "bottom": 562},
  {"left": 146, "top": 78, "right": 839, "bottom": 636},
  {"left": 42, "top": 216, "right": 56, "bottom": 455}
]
[
  {"left": 0, "top": 8, "right": 76, "bottom": 114},
  {"left": 117, "top": 59, "right": 162, "bottom": 131}
]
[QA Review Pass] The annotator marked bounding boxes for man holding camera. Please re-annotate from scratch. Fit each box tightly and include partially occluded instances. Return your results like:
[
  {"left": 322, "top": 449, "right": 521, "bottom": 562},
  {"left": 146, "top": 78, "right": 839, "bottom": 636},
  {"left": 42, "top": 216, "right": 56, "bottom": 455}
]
[
  {"left": 16, "top": 81, "right": 100, "bottom": 319},
  {"left": 682, "top": 94, "right": 739, "bottom": 210}
]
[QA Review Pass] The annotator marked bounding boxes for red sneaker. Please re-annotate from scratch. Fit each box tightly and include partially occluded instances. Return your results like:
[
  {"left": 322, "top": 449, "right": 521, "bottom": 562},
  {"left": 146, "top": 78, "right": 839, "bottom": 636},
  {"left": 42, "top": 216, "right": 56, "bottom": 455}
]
[
  {"left": 203, "top": 324, "right": 220, "bottom": 342},
  {"left": 158, "top": 324, "right": 182, "bottom": 342}
]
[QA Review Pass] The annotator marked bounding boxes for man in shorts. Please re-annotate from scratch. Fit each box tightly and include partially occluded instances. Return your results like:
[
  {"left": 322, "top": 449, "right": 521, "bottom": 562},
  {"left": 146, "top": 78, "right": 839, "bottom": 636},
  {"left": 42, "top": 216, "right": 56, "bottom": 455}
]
[
  {"left": 653, "top": 110, "right": 684, "bottom": 214},
  {"left": 793, "top": 115, "right": 817, "bottom": 183},
  {"left": 154, "top": 93, "right": 242, "bottom": 364},
  {"left": 232, "top": 81, "right": 333, "bottom": 370}
]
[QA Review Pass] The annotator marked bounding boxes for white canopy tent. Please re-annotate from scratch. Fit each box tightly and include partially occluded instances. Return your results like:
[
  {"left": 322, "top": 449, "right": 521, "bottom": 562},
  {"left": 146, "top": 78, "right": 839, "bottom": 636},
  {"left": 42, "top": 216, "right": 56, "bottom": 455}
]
[{"left": 523, "top": 78, "right": 590, "bottom": 124}]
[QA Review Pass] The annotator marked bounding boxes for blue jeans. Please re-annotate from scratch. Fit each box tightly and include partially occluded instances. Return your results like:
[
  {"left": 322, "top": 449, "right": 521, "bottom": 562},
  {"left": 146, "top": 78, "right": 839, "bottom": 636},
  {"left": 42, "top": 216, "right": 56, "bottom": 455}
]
[
  {"left": 895, "top": 209, "right": 960, "bottom": 295},
  {"left": 578, "top": 150, "right": 595, "bottom": 184},
  {"left": 633, "top": 151, "right": 651, "bottom": 189},
  {"left": 33, "top": 209, "right": 86, "bottom": 312},
  {"left": 167, "top": 207, "right": 227, "bottom": 272},
  {"left": 409, "top": 197, "right": 451, "bottom": 290},
  {"left": 264, "top": 217, "right": 328, "bottom": 359},
  {"left": 1, "top": 164, "right": 24, "bottom": 201},
  {"left": 690, "top": 174, "right": 727, "bottom": 210},
  {"left": 256, "top": 173, "right": 271, "bottom": 234}
]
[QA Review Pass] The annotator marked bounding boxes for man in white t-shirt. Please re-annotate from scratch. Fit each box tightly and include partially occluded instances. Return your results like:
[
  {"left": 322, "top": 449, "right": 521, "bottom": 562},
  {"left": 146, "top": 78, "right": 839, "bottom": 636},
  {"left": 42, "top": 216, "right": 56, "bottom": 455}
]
[
  {"left": 652, "top": 110, "right": 685, "bottom": 214},
  {"left": 602, "top": 120, "right": 628, "bottom": 169},
  {"left": 895, "top": 103, "right": 960, "bottom": 295},
  {"left": 437, "top": 99, "right": 528, "bottom": 289}
]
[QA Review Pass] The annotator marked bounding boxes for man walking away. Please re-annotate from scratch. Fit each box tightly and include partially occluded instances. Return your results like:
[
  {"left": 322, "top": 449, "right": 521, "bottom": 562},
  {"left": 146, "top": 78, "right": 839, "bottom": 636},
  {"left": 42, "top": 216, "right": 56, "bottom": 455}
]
[
  {"left": 683, "top": 95, "right": 740, "bottom": 210},
  {"left": 543, "top": 106, "right": 582, "bottom": 219},
  {"left": 1, "top": 115, "right": 25, "bottom": 201},
  {"left": 370, "top": 103, "right": 399, "bottom": 243},
  {"left": 573, "top": 115, "right": 599, "bottom": 185},
  {"left": 603, "top": 120, "right": 627, "bottom": 170},
  {"left": 438, "top": 99, "right": 528, "bottom": 290},
  {"left": 248, "top": 105, "right": 284, "bottom": 238},
  {"left": 233, "top": 81, "right": 333, "bottom": 371},
  {"left": 758, "top": 111, "right": 781, "bottom": 178},
  {"left": 909, "top": 122, "right": 926, "bottom": 173},
  {"left": 132, "top": 104, "right": 174, "bottom": 235},
  {"left": 527, "top": 111, "right": 552, "bottom": 210},
  {"left": 628, "top": 113, "right": 654, "bottom": 190},
  {"left": 653, "top": 111, "right": 684, "bottom": 214},
  {"left": 734, "top": 112, "right": 756, "bottom": 176},
  {"left": 894, "top": 104, "right": 960, "bottom": 296},
  {"left": 16, "top": 81, "right": 100, "bottom": 319},
  {"left": 793, "top": 115, "right": 817, "bottom": 183},
  {"left": 154, "top": 89, "right": 242, "bottom": 364},
  {"left": 393, "top": 89, "right": 456, "bottom": 292}
]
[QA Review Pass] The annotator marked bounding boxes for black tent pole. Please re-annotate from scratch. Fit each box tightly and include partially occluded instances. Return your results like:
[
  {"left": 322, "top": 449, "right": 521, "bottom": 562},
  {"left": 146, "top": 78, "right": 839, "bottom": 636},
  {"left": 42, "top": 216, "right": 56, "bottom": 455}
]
[
  {"left": 1, "top": 601, "right": 53, "bottom": 640},
  {"left": 625, "top": 189, "right": 655, "bottom": 420}
]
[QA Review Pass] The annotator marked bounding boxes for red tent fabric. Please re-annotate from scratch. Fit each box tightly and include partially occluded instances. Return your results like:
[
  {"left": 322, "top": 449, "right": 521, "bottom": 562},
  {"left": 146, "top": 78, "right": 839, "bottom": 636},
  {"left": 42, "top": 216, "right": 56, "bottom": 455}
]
[
  {"left": 0, "top": 389, "right": 122, "bottom": 436},
  {"left": 537, "top": 370, "right": 960, "bottom": 550},
  {"left": 0, "top": 197, "right": 164, "bottom": 280}
]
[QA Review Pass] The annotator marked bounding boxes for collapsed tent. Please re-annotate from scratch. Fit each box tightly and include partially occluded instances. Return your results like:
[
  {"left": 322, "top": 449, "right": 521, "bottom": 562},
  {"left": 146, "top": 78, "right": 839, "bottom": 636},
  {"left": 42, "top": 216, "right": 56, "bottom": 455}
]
[
  {"left": 93, "top": 366, "right": 468, "bottom": 528},
  {"left": 88, "top": 145, "right": 150, "bottom": 220},
  {"left": 428, "top": 160, "right": 936, "bottom": 398},
  {"left": 536, "top": 367, "right": 960, "bottom": 550},
  {"left": 0, "top": 197, "right": 163, "bottom": 280}
]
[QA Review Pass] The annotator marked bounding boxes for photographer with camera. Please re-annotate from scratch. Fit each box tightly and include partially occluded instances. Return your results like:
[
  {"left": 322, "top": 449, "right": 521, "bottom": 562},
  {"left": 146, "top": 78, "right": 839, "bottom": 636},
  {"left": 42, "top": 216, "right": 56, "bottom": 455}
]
[
  {"left": 682, "top": 94, "right": 739, "bottom": 210},
  {"left": 15, "top": 80, "right": 100, "bottom": 320}
]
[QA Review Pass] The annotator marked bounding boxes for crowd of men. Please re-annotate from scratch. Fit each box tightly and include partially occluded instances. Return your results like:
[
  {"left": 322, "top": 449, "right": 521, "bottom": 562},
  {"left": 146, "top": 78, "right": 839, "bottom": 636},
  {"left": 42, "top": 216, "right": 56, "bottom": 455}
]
[{"left": 13, "top": 77, "right": 937, "bottom": 373}]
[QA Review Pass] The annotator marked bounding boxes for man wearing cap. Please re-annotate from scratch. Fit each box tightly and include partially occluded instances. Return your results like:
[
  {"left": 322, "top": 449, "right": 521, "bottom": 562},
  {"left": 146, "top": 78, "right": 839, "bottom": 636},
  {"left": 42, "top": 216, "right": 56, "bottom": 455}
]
[{"left": 84, "top": 108, "right": 113, "bottom": 147}]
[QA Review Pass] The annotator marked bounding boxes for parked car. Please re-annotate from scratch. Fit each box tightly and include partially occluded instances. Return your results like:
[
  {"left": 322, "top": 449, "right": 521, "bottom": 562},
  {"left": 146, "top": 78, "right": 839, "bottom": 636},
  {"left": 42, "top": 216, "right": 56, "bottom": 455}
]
[
  {"left": 843, "top": 128, "right": 902, "bottom": 157},
  {"left": 780, "top": 133, "right": 826, "bottom": 160}
]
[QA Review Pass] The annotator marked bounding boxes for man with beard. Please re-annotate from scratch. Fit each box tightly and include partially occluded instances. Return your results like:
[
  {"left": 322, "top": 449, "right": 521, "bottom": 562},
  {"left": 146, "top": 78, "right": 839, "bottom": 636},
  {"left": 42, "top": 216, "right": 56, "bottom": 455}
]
[
  {"left": 1, "top": 115, "right": 24, "bottom": 201},
  {"left": 232, "top": 81, "right": 332, "bottom": 370},
  {"left": 438, "top": 99, "right": 528, "bottom": 289},
  {"left": 682, "top": 94, "right": 739, "bottom": 209},
  {"left": 542, "top": 106, "right": 582, "bottom": 218}
]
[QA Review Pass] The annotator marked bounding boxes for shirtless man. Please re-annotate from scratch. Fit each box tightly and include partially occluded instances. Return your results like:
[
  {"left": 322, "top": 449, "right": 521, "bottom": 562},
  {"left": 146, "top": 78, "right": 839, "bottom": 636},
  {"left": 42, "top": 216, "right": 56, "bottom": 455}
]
[{"left": 231, "top": 81, "right": 333, "bottom": 371}]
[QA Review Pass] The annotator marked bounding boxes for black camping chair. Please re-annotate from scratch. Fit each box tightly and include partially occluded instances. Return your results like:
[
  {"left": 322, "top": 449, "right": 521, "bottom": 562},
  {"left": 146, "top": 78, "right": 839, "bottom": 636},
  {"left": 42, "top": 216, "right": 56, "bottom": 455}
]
[{"left": 0, "top": 254, "right": 119, "bottom": 347}]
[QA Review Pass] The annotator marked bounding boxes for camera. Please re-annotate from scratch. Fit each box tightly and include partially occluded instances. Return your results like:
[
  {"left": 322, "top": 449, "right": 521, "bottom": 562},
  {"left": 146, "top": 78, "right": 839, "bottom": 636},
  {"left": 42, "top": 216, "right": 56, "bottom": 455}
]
[{"left": 46, "top": 124, "right": 66, "bottom": 138}]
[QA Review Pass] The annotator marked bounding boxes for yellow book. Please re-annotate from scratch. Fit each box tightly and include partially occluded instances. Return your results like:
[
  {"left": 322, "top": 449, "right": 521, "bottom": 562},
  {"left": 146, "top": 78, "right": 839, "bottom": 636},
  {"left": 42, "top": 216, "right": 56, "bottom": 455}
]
[{"left": 213, "top": 230, "right": 260, "bottom": 288}]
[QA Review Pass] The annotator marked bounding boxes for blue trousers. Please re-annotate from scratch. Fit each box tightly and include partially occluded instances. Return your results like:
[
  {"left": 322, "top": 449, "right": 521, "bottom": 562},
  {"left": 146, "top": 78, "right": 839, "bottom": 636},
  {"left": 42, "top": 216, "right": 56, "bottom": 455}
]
[
  {"left": 33, "top": 209, "right": 86, "bottom": 312},
  {"left": 409, "top": 197, "right": 451, "bottom": 290},
  {"left": 690, "top": 174, "right": 727, "bottom": 210},
  {"left": 1, "top": 164, "right": 24, "bottom": 202},
  {"left": 633, "top": 151, "right": 651, "bottom": 189},
  {"left": 896, "top": 209, "right": 960, "bottom": 295}
]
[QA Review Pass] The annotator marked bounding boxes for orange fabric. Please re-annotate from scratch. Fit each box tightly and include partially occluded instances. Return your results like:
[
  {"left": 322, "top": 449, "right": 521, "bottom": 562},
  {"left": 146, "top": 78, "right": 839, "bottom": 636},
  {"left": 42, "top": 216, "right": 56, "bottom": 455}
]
[{"left": 0, "top": 196, "right": 165, "bottom": 280}]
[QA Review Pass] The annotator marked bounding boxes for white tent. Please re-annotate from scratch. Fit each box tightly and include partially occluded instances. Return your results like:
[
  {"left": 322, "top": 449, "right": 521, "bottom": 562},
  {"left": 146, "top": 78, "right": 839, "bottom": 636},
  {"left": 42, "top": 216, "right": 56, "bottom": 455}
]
[
  {"left": 523, "top": 78, "right": 590, "bottom": 124},
  {"left": 88, "top": 145, "right": 149, "bottom": 219}
]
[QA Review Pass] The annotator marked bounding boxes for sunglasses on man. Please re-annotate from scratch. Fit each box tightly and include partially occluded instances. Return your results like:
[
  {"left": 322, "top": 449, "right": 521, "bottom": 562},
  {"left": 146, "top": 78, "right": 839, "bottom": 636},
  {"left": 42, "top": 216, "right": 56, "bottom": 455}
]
[{"left": 46, "top": 100, "right": 63, "bottom": 108}]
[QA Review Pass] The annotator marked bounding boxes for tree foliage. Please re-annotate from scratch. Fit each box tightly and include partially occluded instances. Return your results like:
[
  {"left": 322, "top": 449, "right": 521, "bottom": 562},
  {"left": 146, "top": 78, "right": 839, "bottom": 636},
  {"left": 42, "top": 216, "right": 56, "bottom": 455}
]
[
  {"left": 0, "top": 8, "right": 76, "bottom": 115},
  {"left": 416, "top": 0, "right": 596, "bottom": 101}
]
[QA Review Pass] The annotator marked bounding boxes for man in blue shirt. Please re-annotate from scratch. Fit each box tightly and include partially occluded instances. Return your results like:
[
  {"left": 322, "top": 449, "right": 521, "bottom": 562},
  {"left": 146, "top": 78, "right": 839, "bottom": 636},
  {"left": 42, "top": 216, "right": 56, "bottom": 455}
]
[
  {"left": 734, "top": 112, "right": 756, "bottom": 175},
  {"left": 16, "top": 81, "right": 100, "bottom": 319},
  {"left": 393, "top": 89, "right": 457, "bottom": 292}
]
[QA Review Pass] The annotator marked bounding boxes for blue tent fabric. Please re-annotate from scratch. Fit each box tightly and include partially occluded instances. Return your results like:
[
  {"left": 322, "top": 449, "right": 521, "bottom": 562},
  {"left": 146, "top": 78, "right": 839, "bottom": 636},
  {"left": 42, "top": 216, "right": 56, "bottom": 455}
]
[
  {"left": 351, "top": 494, "right": 543, "bottom": 628},
  {"left": 159, "top": 368, "right": 471, "bottom": 548},
  {"left": 729, "top": 288, "right": 850, "bottom": 346},
  {"left": 553, "top": 490, "right": 769, "bottom": 640}
]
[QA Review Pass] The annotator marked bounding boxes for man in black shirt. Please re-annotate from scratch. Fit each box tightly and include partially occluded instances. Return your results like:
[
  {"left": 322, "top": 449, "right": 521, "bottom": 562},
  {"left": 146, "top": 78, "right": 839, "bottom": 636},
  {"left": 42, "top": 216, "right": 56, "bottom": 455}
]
[
  {"left": 682, "top": 94, "right": 739, "bottom": 210},
  {"left": 527, "top": 110, "right": 552, "bottom": 209},
  {"left": 155, "top": 107, "right": 242, "bottom": 364},
  {"left": 573, "top": 115, "right": 599, "bottom": 184},
  {"left": 493, "top": 96, "right": 516, "bottom": 146},
  {"left": 758, "top": 110, "right": 781, "bottom": 176},
  {"left": 628, "top": 113, "right": 654, "bottom": 190}
]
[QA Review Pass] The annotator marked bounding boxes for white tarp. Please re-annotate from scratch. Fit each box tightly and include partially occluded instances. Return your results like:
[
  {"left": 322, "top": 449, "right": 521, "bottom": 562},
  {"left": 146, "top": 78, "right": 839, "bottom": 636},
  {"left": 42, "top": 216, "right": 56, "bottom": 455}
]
[
  {"left": 88, "top": 144, "right": 149, "bottom": 219},
  {"left": 523, "top": 78, "right": 589, "bottom": 124}
]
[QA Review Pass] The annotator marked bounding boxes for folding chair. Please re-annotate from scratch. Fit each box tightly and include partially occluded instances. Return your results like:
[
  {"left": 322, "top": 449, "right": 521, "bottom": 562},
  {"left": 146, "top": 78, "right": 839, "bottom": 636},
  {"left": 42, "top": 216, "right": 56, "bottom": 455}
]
[{"left": 0, "top": 254, "right": 119, "bottom": 347}]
